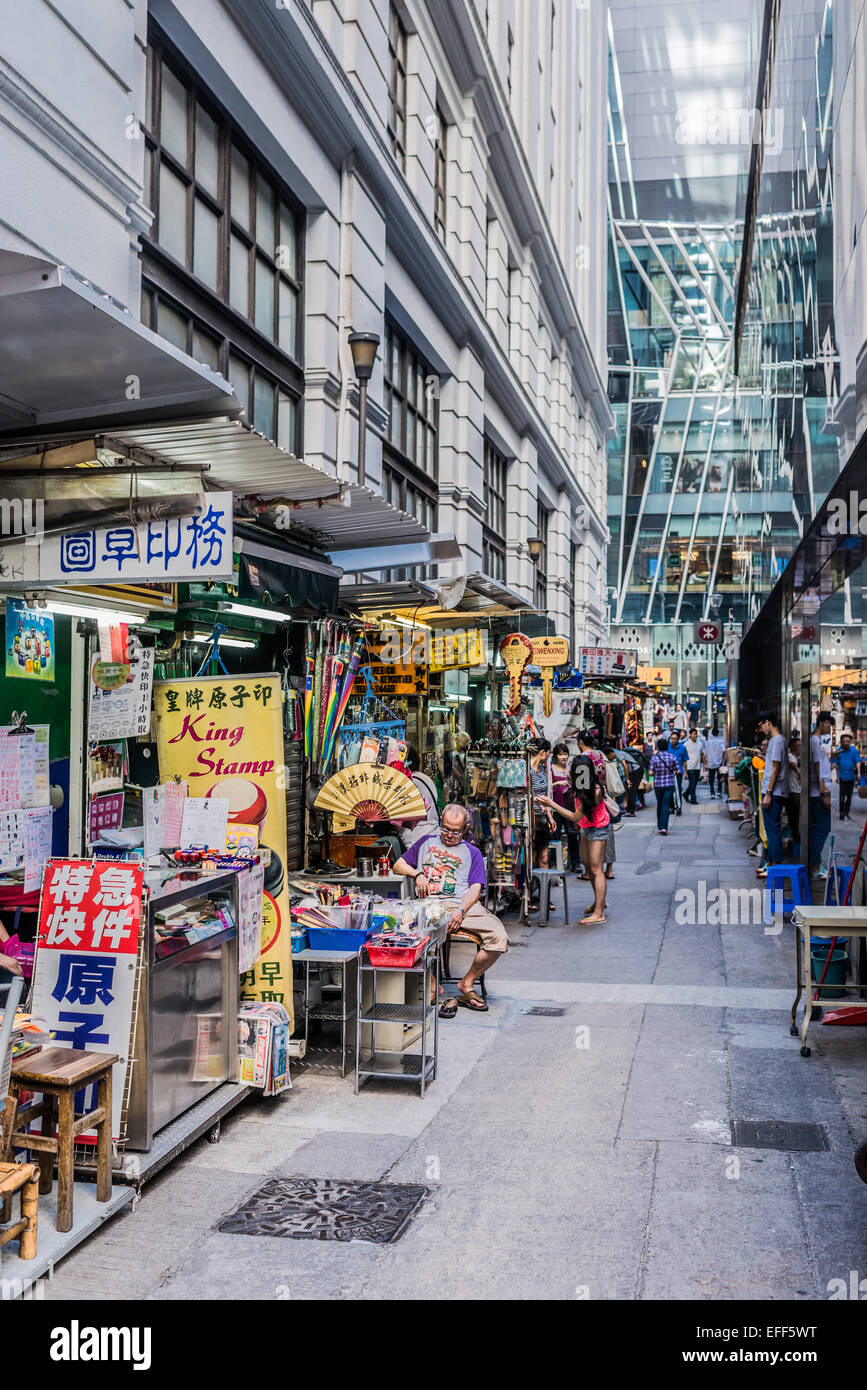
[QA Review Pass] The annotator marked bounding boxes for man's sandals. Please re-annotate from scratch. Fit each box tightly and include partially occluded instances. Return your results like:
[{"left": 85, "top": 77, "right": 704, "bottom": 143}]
[{"left": 439, "top": 990, "right": 488, "bottom": 1017}]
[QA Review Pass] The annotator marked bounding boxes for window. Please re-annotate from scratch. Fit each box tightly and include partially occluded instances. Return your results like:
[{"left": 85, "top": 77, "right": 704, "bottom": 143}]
[
  {"left": 434, "top": 107, "right": 448, "bottom": 241},
  {"left": 534, "top": 503, "right": 549, "bottom": 610},
  {"left": 141, "top": 36, "right": 304, "bottom": 453},
  {"left": 384, "top": 321, "right": 439, "bottom": 480},
  {"left": 383, "top": 320, "right": 439, "bottom": 577},
  {"left": 483, "top": 440, "right": 508, "bottom": 582},
  {"left": 388, "top": 5, "right": 408, "bottom": 171},
  {"left": 143, "top": 40, "right": 302, "bottom": 360}
]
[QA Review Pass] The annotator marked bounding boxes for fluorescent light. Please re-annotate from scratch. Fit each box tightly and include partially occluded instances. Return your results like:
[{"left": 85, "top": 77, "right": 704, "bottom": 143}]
[
  {"left": 46, "top": 600, "right": 142, "bottom": 624},
  {"left": 219, "top": 602, "right": 292, "bottom": 623},
  {"left": 191, "top": 631, "right": 257, "bottom": 650},
  {"left": 381, "top": 615, "right": 433, "bottom": 632}
]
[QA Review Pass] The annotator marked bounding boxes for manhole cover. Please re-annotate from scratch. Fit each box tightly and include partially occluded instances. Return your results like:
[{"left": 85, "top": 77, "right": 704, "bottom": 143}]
[
  {"left": 732, "top": 1120, "right": 830, "bottom": 1153},
  {"left": 218, "top": 1177, "right": 428, "bottom": 1243},
  {"left": 524, "top": 1006, "right": 566, "bottom": 1017}
]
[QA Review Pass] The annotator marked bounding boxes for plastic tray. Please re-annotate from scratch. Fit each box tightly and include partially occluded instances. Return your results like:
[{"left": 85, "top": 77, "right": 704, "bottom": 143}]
[
  {"left": 365, "top": 935, "right": 430, "bottom": 968},
  {"left": 305, "top": 925, "right": 374, "bottom": 952}
]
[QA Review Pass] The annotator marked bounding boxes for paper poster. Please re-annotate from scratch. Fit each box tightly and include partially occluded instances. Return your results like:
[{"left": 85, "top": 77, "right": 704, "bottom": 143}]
[
  {"left": 0, "top": 809, "right": 25, "bottom": 870},
  {"left": 154, "top": 674, "right": 292, "bottom": 1024},
  {"left": 5, "top": 599, "right": 55, "bottom": 681},
  {"left": 89, "top": 792, "right": 125, "bottom": 845},
  {"left": 31, "top": 859, "right": 143, "bottom": 1143},
  {"left": 23, "top": 806, "right": 54, "bottom": 891},
  {"left": 180, "top": 796, "right": 230, "bottom": 850},
  {"left": 0, "top": 726, "right": 50, "bottom": 811},
  {"left": 88, "top": 646, "right": 154, "bottom": 742},
  {"left": 89, "top": 741, "right": 125, "bottom": 795},
  {"left": 237, "top": 860, "right": 264, "bottom": 974}
]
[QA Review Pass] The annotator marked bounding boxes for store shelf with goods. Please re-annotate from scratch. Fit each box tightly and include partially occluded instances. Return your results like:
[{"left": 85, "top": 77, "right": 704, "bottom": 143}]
[{"left": 356, "top": 939, "right": 439, "bottom": 1096}]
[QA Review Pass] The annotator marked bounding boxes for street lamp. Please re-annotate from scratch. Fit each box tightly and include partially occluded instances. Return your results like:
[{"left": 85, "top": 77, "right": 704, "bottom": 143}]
[
  {"left": 527, "top": 536, "right": 544, "bottom": 562},
  {"left": 348, "top": 331, "right": 380, "bottom": 488}
]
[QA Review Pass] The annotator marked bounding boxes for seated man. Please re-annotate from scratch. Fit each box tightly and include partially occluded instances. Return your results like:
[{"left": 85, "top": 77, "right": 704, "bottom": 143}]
[{"left": 394, "top": 803, "right": 508, "bottom": 1016}]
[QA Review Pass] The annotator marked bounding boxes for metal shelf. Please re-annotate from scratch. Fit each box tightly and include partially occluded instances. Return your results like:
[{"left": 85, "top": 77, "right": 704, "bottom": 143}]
[
  {"left": 359, "top": 1002, "right": 434, "bottom": 1024},
  {"left": 306, "top": 1004, "right": 357, "bottom": 1022},
  {"left": 357, "top": 1052, "right": 436, "bottom": 1080}
]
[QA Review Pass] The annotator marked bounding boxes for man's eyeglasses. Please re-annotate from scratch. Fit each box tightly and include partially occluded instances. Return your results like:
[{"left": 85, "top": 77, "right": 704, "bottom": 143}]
[{"left": 440, "top": 825, "right": 464, "bottom": 839}]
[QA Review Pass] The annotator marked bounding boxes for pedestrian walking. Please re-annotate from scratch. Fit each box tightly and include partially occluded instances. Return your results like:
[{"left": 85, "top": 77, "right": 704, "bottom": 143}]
[
  {"left": 649, "top": 737, "right": 679, "bottom": 833},
  {"left": 669, "top": 729, "right": 688, "bottom": 813},
  {"left": 809, "top": 712, "right": 833, "bottom": 874},
  {"left": 787, "top": 735, "right": 802, "bottom": 849},
  {"left": 684, "top": 728, "right": 706, "bottom": 803},
  {"left": 705, "top": 726, "right": 726, "bottom": 797},
  {"left": 672, "top": 703, "right": 688, "bottom": 734},
  {"left": 831, "top": 733, "right": 860, "bottom": 820}
]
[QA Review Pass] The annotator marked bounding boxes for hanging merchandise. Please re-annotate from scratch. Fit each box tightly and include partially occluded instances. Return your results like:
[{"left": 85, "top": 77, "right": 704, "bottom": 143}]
[
  {"left": 336, "top": 665, "right": 406, "bottom": 770},
  {"left": 530, "top": 636, "right": 570, "bottom": 717},
  {"left": 500, "top": 633, "right": 534, "bottom": 713},
  {"left": 313, "top": 764, "right": 426, "bottom": 829}
]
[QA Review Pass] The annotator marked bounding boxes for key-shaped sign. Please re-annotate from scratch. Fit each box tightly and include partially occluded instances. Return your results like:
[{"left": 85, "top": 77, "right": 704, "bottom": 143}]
[
  {"left": 531, "top": 636, "right": 570, "bottom": 717},
  {"left": 499, "top": 633, "right": 534, "bottom": 714}
]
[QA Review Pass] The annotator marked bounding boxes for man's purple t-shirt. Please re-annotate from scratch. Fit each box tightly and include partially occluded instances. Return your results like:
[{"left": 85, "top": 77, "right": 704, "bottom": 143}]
[{"left": 402, "top": 834, "right": 487, "bottom": 896}]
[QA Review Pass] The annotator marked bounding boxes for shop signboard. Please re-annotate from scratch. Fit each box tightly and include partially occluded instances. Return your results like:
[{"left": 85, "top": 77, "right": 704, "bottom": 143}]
[
  {"left": 578, "top": 647, "right": 637, "bottom": 678},
  {"left": 365, "top": 632, "right": 428, "bottom": 696},
  {"left": 637, "top": 665, "right": 672, "bottom": 685},
  {"left": 31, "top": 858, "right": 143, "bottom": 1143},
  {"left": 153, "top": 673, "right": 292, "bottom": 1024},
  {"left": 428, "top": 629, "right": 485, "bottom": 671},
  {"left": 5, "top": 599, "right": 55, "bottom": 681},
  {"left": 88, "top": 646, "right": 154, "bottom": 742},
  {"left": 35, "top": 493, "right": 233, "bottom": 584},
  {"left": 531, "top": 691, "right": 584, "bottom": 745}
]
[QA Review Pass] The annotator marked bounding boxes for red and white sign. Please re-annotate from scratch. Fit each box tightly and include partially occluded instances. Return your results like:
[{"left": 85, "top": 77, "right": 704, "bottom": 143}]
[
  {"left": 31, "top": 859, "right": 143, "bottom": 1142},
  {"left": 578, "top": 647, "right": 637, "bottom": 678},
  {"left": 695, "top": 622, "right": 722, "bottom": 644}
]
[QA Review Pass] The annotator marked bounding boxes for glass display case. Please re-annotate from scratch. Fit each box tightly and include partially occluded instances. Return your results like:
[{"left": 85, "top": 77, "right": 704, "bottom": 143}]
[{"left": 126, "top": 869, "right": 239, "bottom": 1151}]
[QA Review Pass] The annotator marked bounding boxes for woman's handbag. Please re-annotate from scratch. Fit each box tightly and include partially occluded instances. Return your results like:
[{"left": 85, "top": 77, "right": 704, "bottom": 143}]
[
  {"left": 497, "top": 757, "right": 527, "bottom": 789},
  {"left": 603, "top": 793, "right": 624, "bottom": 829}
]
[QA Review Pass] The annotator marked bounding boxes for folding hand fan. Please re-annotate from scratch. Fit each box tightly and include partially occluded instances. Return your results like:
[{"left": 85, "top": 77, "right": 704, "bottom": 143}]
[{"left": 314, "top": 765, "right": 427, "bottom": 824}]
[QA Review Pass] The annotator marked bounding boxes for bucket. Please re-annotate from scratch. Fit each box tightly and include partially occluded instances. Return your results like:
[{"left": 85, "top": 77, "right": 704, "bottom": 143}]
[{"left": 810, "top": 946, "right": 848, "bottom": 998}]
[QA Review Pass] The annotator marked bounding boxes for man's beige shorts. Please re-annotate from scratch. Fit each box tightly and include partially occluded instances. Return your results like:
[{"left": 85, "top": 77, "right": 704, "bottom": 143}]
[{"left": 458, "top": 901, "right": 509, "bottom": 954}]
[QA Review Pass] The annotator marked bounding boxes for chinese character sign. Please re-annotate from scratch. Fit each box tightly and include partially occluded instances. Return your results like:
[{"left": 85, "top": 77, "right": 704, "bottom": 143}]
[
  {"left": 37, "top": 493, "right": 233, "bottom": 584},
  {"left": 31, "top": 859, "right": 143, "bottom": 1143},
  {"left": 153, "top": 675, "right": 292, "bottom": 1025}
]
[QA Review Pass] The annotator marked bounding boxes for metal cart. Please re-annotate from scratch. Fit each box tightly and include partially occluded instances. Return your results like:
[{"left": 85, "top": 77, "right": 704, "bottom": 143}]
[
  {"left": 292, "top": 948, "right": 358, "bottom": 1077},
  {"left": 355, "top": 938, "right": 439, "bottom": 1096},
  {"left": 791, "top": 905, "right": 867, "bottom": 1055}
]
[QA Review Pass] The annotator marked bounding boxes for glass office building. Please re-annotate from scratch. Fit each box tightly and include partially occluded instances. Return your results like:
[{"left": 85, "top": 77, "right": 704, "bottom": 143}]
[{"left": 606, "top": 0, "right": 837, "bottom": 697}]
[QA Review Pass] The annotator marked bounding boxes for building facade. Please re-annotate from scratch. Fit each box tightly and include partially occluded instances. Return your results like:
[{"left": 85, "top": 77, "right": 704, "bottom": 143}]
[{"left": 1, "top": 0, "right": 611, "bottom": 650}]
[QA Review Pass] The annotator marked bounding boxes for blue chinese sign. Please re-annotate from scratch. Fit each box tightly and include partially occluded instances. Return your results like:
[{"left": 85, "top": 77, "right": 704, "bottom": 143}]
[{"left": 37, "top": 492, "right": 233, "bottom": 584}]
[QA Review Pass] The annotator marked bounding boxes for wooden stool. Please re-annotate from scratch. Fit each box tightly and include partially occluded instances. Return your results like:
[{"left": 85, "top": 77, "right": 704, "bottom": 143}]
[
  {"left": 10, "top": 1047, "right": 117, "bottom": 1234},
  {"left": 0, "top": 1160, "right": 40, "bottom": 1259}
]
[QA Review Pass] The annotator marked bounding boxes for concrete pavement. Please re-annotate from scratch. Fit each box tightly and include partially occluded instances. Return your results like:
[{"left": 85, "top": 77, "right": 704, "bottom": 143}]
[{"left": 43, "top": 788, "right": 867, "bottom": 1301}]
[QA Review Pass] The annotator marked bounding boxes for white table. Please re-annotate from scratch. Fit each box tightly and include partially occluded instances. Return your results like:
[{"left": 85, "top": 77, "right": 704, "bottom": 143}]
[{"left": 791, "top": 906, "right": 867, "bottom": 1056}]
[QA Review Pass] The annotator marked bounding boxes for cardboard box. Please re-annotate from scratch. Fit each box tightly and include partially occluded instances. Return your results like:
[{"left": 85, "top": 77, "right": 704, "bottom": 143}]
[
  {"left": 728, "top": 777, "right": 743, "bottom": 800},
  {"left": 726, "top": 748, "right": 740, "bottom": 766}
]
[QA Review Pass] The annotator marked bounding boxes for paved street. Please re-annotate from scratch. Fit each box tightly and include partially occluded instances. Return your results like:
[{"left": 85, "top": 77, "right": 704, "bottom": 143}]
[{"left": 42, "top": 790, "right": 867, "bottom": 1301}]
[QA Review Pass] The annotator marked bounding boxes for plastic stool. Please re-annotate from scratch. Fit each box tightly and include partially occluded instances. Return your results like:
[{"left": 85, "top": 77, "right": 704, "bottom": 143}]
[
  {"left": 548, "top": 841, "right": 565, "bottom": 872},
  {"left": 534, "top": 869, "right": 569, "bottom": 924},
  {"left": 764, "top": 865, "right": 811, "bottom": 923}
]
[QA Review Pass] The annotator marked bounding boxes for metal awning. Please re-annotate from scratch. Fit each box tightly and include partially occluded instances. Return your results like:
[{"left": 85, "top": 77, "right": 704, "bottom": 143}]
[
  {"left": 0, "top": 252, "right": 238, "bottom": 432},
  {"left": 0, "top": 416, "right": 436, "bottom": 559},
  {"left": 338, "top": 571, "right": 534, "bottom": 627}
]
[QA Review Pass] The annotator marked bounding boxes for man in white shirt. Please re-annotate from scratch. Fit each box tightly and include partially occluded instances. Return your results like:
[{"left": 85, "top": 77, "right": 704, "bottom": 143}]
[
  {"left": 809, "top": 711, "right": 833, "bottom": 874},
  {"left": 684, "top": 728, "right": 706, "bottom": 803},
  {"left": 672, "top": 703, "right": 688, "bottom": 734},
  {"left": 704, "top": 727, "right": 726, "bottom": 798},
  {"left": 758, "top": 712, "right": 789, "bottom": 870}
]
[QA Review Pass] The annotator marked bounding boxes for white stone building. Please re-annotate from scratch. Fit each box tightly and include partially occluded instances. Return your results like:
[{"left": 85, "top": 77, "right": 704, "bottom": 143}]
[{"left": 0, "top": 0, "right": 611, "bottom": 644}]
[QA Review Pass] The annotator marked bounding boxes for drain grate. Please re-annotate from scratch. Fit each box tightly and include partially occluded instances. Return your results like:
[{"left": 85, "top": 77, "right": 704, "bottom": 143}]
[
  {"left": 218, "top": 1177, "right": 428, "bottom": 1244},
  {"left": 524, "top": 1006, "right": 566, "bottom": 1017},
  {"left": 732, "top": 1119, "right": 830, "bottom": 1153}
]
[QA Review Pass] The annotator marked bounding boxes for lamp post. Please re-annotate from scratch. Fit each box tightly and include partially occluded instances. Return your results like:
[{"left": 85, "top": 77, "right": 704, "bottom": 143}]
[
  {"left": 709, "top": 592, "right": 723, "bottom": 726},
  {"left": 348, "top": 331, "right": 380, "bottom": 488}
]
